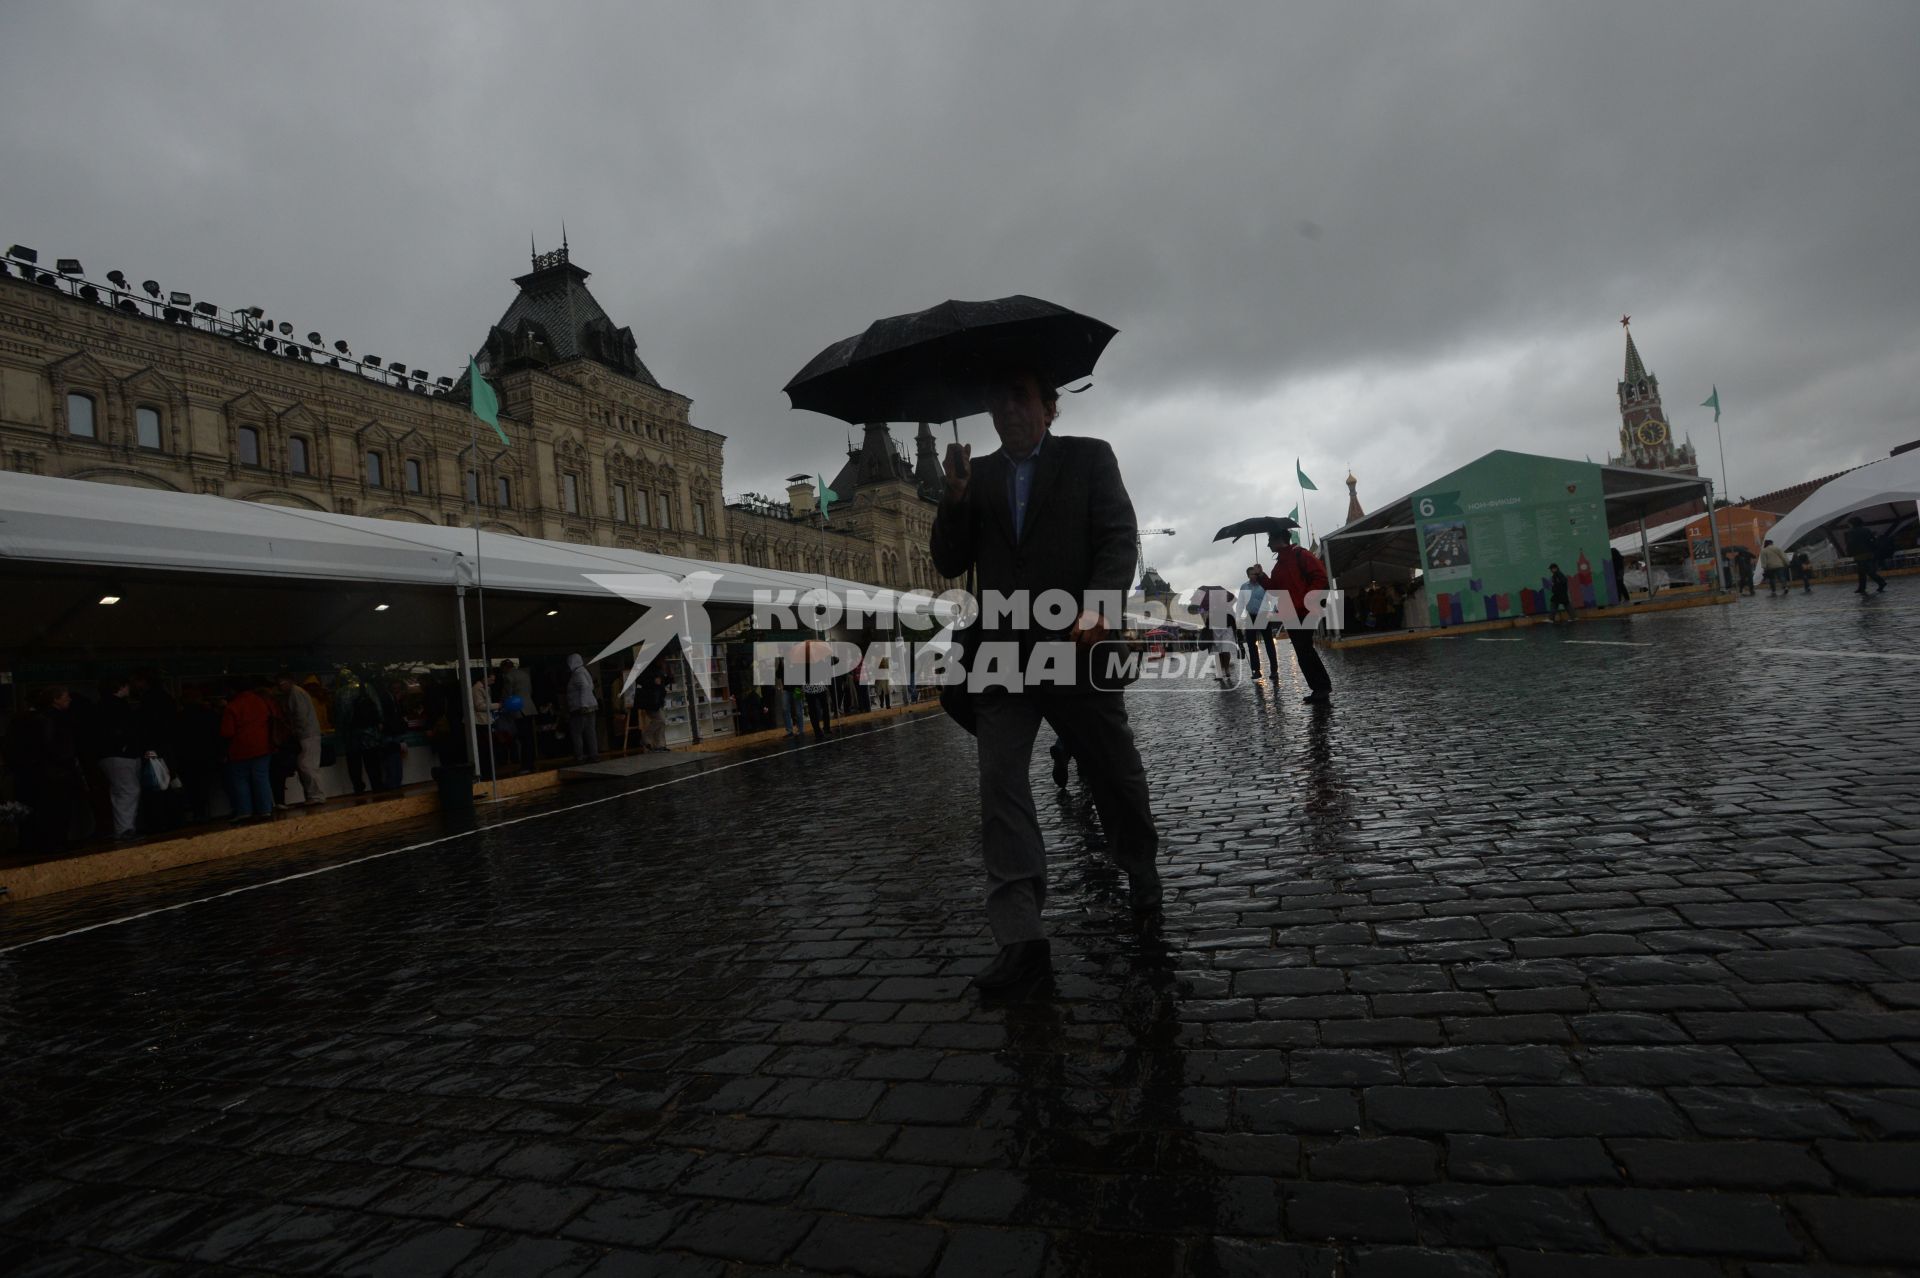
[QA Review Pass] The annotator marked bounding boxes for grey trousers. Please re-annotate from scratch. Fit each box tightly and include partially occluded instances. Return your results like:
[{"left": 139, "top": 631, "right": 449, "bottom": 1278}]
[
  {"left": 98, "top": 756, "right": 142, "bottom": 836},
  {"left": 973, "top": 691, "right": 1158, "bottom": 945},
  {"left": 568, "top": 709, "right": 600, "bottom": 760},
  {"left": 294, "top": 735, "right": 326, "bottom": 803}
]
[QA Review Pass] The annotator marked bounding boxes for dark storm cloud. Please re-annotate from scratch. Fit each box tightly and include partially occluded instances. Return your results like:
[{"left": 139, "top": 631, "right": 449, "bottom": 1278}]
[{"left": 4, "top": 1, "right": 1915, "bottom": 594}]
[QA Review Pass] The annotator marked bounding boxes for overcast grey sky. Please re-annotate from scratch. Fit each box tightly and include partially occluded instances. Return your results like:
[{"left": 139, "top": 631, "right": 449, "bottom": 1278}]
[{"left": 4, "top": 1, "right": 1915, "bottom": 591}]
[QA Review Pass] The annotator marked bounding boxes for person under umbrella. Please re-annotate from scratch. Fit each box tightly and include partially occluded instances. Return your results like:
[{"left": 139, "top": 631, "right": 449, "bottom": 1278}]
[
  {"left": 930, "top": 362, "right": 1161, "bottom": 992},
  {"left": 1223, "top": 518, "right": 1334, "bottom": 703}
]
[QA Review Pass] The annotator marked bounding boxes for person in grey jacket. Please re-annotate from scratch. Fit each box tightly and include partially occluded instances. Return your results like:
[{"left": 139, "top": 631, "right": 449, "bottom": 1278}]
[
  {"left": 277, "top": 671, "right": 325, "bottom": 804},
  {"left": 565, "top": 653, "right": 600, "bottom": 763}
]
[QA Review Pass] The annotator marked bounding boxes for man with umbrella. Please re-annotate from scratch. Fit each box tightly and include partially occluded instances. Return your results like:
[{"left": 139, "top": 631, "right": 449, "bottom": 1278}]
[
  {"left": 932, "top": 365, "right": 1161, "bottom": 991},
  {"left": 788, "top": 295, "right": 1158, "bottom": 992},
  {"left": 1217, "top": 517, "right": 1334, "bottom": 703}
]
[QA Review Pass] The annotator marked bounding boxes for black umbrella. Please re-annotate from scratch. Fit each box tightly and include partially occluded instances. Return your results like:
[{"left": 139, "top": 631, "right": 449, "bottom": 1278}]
[
  {"left": 783, "top": 294, "right": 1118, "bottom": 425},
  {"left": 1213, "top": 516, "right": 1300, "bottom": 543}
]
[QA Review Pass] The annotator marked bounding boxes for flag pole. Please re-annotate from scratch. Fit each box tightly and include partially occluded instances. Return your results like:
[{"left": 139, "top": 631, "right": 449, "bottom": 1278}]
[
  {"left": 470, "top": 415, "right": 499, "bottom": 803},
  {"left": 1704, "top": 386, "right": 1729, "bottom": 511}
]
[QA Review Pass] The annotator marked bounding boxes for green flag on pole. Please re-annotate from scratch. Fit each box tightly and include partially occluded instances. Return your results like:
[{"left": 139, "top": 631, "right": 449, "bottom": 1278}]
[
  {"left": 1296, "top": 460, "right": 1318, "bottom": 491},
  {"left": 469, "top": 359, "right": 509, "bottom": 446},
  {"left": 1287, "top": 504, "right": 1302, "bottom": 544},
  {"left": 817, "top": 474, "right": 838, "bottom": 521},
  {"left": 1701, "top": 386, "right": 1720, "bottom": 423}
]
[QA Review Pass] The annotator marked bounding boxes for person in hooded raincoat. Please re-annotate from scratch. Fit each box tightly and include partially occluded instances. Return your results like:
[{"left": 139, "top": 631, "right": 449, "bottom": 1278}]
[{"left": 564, "top": 653, "right": 600, "bottom": 762}]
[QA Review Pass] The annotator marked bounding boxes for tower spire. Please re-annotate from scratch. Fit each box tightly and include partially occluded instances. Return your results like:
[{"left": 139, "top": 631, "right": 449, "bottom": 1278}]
[{"left": 1622, "top": 317, "right": 1648, "bottom": 384}]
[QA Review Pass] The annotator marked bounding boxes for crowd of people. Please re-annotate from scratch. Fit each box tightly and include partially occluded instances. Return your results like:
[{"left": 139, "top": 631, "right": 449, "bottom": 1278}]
[{"left": 0, "top": 655, "right": 688, "bottom": 857}]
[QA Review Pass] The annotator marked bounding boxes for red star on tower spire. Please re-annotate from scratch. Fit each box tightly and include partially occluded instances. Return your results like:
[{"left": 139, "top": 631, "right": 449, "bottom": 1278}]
[{"left": 1620, "top": 314, "right": 1631, "bottom": 328}]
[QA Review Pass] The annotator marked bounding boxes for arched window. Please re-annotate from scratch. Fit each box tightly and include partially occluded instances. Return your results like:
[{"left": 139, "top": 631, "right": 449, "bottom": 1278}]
[
  {"left": 465, "top": 469, "right": 479, "bottom": 503},
  {"left": 289, "top": 436, "right": 311, "bottom": 475},
  {"left": 238, "top": 426, "right": 262, "bottom": 467},
  {"left": 405, "top": 458, "right": 424, "bottom": 494},
  {"left": 497, "top": 476, "right": 512, "bottom": 508},
  {"left": 613, "top": 484, "right": 628, "bottom": 523},
  {"left": 366, "top": 450, "right": 384, "bottom": 487},
  {"left": 66, "top": 393, "right": 96, "bottom": 438},
  {"left": 694, "top": 502, "right": 707, "bottom": 537},
  {"left": 135, "top": 406, "right": 162, "bottom": 450},
  {"left": 657, "top": 493, "right": 672, "bottom": 530},
  {"left": 563, "top": 473, "right": 581, "bottom": 514}
]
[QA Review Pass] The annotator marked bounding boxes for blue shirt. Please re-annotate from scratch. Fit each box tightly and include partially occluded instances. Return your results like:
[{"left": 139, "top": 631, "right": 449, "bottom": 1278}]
[{"left": 1007, "top": 434, "right": 1045, "bottom": 541}]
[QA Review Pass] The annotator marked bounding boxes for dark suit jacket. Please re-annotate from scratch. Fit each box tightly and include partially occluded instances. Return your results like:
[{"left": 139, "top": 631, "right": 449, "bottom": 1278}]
[{"left": 929, "top": 433, "right": 1138, "bottom": 688}]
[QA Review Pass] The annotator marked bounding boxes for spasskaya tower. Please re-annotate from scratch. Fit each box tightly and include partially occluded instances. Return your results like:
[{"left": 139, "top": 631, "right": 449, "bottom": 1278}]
[{"left": 1607, "top": 316, "right": 1698, "bottom": 475}]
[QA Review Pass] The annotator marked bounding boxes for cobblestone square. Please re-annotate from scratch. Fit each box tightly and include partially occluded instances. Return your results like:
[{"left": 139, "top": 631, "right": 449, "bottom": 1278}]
[{"left": 3, "top": 590, "right": 1917, "bottom": 1275}]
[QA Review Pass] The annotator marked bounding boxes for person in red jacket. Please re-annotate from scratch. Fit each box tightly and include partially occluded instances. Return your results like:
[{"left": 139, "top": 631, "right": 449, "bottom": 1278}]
[
  {"left": 220, "top": 678, "right": 282, "bottom": 821},
  {"left": 1257, "top": 529, "right": 1334, "bottom": 703}
]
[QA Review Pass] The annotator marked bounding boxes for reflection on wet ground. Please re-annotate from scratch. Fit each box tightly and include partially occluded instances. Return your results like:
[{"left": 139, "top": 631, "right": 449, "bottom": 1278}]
[{"left": 2, "top": 588, "right": 1918, "bottom": 1274}]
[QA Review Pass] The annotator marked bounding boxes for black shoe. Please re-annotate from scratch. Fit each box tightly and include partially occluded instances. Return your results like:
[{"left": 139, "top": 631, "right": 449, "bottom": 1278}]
[
  {"left": 1128, "top": 864, "right": 1163, "bottom": 916},
  {"left": 972, "top": 939, "right": 1051, "bottom": 991},
  {"left": 1052, "top": 755, "right": 1070, "bottom": 787},
  {"left": 1302, "top": 691, "right": 1330, "bottom": 704}
]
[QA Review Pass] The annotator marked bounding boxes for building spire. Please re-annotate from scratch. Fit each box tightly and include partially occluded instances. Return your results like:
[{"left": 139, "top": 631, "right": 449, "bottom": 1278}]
[
  {"left": 1622, "top": 318, "right": 1648, "bottom": 384},
  {"left": 1345, "top": 470, "right": 1364, "bottom": 525}
]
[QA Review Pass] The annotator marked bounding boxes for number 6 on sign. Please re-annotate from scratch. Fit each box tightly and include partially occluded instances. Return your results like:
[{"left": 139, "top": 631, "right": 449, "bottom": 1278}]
[{"left": 1418, "top": 497, "right": 1436, "bottom": 517}]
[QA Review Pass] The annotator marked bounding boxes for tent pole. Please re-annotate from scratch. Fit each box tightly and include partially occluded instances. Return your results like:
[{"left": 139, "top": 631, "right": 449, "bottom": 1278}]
[
  {"left": 1322, "top": 540, "right": 1341, "bottom": 637},
  {"left": 1705, "top": 480, "right": 1728, "bottom": 594},
  {"left": 457, "top": 580, "right": 477, "bottom": 771},
  {"left": 1638, "top": 517, "right": 1653, "bottom": 599}
]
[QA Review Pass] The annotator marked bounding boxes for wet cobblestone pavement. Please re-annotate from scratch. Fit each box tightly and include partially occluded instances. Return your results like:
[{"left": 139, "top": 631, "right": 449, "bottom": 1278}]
[{"left": 3, "top": 588, "right": 1918, "bottom": 1276}]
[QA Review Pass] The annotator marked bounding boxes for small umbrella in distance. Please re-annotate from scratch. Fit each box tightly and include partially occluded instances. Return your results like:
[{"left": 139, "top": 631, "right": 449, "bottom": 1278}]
[
  {"left": 1213, "top": 516, "right": 1301, "bottom": 544},
  {"left": 784, "top": 294, "right": 1117, "bottom": 426}
]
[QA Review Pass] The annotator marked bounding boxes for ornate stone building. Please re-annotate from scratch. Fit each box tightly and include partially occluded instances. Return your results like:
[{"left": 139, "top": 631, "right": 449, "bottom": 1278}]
[
  {"left": 0, "top": 243, "right": 947, "bottom": 593},
  {"left": 725, "top": 420, "right": 953, "bottom": 594}
]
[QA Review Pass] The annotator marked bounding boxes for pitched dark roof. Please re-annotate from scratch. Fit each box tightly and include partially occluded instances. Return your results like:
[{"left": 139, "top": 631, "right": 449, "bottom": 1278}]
[{"left": 456, "top": 244, "right": 661, "bottom": 396}]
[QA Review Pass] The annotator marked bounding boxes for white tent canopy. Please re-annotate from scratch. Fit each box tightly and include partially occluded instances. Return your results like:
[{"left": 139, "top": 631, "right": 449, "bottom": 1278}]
[
  {"left": 0, "top": 470, "right": 933, "bottom": 614},
  {"left": 1607, "top": 513, "right": 1695, "bottom": 554},
  {"left": 1762, "top": 449, "right": 1920, "bottom": 556}
]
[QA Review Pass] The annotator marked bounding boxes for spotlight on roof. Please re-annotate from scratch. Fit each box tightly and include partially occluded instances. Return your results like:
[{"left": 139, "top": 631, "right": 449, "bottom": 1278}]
[
  {"left": 306, "top": 331, "right": 322, "bottom": 346},
  {"left": 241, "top": 305, "right": 264, "bottom": 319},
  {"left": 106, "top": 270, "right": 129, "bottom": 289},
  {"left": 162, "top": 306, "right": 183, "bottom": 323},
  {"left": 390, "top": 362, "right": 408, "bottom": 376},
  {"left": 333, "top": 339, "right": 350, "bottom": 354},
  {"left": 5, "top": 245, "right": 37, "bottom": 264},
  {"left": 260, "top": 336, "right": 277, "bottom": 353},
  {"left": 193, "top": 301, "right": 218, "bottom": 318},
  {"left": 117, "top": 299, "right": 139, "bottom": 315},
  {"left": 142, "top": 279, "right": 161, "bottom": 298},
  {"left": 79, "top": 285, "right": 102, "bottom": 303},
  {"left": 36, "top": 272, "right": 58, "bottom": 287},
  {"left": 435, "top": 376, "right": 454, "bottom": 388},
  {"left": 56, "top": 258, "right": 83, "bottom": 275},
  {"left": 168, "top": 291, "right": 191, "bottom": 306},
  {"left": 0, "top": 262, "right": 8, "bottom": 277},
  {"left": 272, "top": 321, "right": 289, "bottom": 336},
  {"left": 364, "top": 355, "right": 381, "bottom": 368},
  {"left": 412, "top": 369, "right": 428, "bottom": 382}
]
